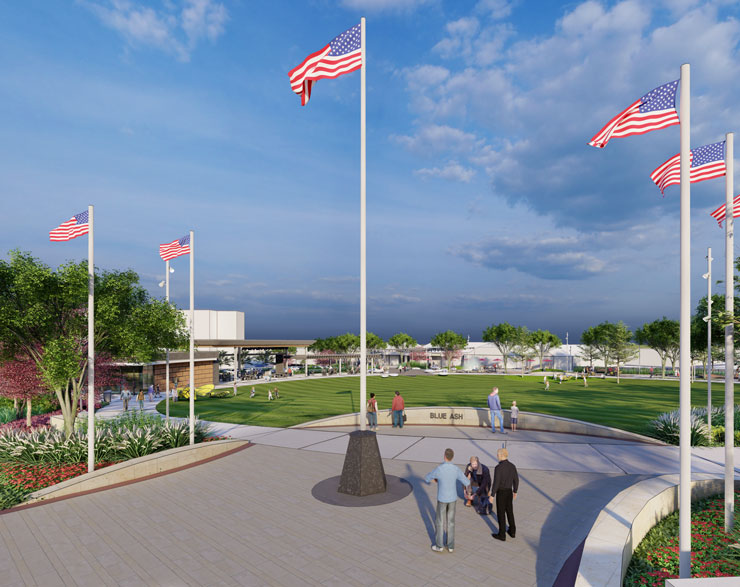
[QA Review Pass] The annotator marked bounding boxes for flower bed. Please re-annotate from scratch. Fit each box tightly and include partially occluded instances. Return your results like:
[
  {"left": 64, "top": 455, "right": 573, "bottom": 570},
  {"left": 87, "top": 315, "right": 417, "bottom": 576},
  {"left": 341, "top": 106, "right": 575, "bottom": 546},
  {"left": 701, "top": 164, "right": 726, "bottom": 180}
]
[{"left": 624, "top": 491, "right": 740, "bottom": 585}]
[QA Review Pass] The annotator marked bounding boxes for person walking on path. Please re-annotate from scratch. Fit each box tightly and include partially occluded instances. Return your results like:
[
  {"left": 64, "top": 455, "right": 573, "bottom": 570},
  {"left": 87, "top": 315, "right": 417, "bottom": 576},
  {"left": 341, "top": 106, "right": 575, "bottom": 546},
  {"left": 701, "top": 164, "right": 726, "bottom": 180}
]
[
  {"left": 391, "top": 390, "right": 405, "bottom": 428},
  {"left": 510, "top": 401, "right": 519, "bottom": 432},
  {"left": 490, "top": 448, "right": 519, "bottom": 541},
  {"left": 147, "top": 384, "right": 154, "bottom": 402},
  {"left": 121, "top": 388, "right": 131, "bottom": 412},
  {"left": 487, "top": 388, "right": 506, "bottom": 434},
  {"left": 137, "top": 389, "right": 145, "bottom": 411},
  {"left": 367, "top": 392, "right": 379, "bottom": 430},
  {"left": 463, "top": 456, "right": 491, "bottom": 514},
  {"left": 425, "top": 448, "right": 470, "bottom": 553}
]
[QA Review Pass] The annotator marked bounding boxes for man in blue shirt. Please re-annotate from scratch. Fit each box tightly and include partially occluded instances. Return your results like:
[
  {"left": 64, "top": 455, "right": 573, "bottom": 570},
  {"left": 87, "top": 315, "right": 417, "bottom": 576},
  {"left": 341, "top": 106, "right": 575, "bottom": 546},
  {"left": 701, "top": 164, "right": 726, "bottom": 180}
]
[
  {"left": 487, "top": 387, "right": 506, "bottom": 434},
  {"left": 424, "top": 448, "right": 471, "bottom": 553}
]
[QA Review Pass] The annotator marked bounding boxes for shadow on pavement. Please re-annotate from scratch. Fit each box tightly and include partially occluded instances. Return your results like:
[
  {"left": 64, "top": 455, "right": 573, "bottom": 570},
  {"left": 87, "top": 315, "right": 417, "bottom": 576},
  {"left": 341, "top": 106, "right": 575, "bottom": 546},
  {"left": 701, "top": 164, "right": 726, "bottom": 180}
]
[{"left": 404, "top": 463, "right": 436, "bottom": 542}]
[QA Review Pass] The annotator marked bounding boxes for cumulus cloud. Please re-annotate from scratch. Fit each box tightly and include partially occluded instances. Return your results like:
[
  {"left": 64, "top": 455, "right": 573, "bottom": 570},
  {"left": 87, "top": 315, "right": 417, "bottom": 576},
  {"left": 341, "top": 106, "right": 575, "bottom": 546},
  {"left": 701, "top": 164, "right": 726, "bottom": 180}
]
[
  {"left": 81, "top": 0, "right": 228, "bottom": 62},
  {"left": 392, "top": 124, "right": 481, "bottom": 155},
  {"left": 415, "top": 161, "right": 476, "bottom": 182}
]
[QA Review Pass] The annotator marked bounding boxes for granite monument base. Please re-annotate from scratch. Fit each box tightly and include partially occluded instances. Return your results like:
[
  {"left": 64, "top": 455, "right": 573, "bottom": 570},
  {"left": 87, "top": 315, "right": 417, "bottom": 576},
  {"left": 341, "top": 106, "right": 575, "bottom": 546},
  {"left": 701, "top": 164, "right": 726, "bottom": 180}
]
[{"left": 337, "top": 430, "right": 387, "bottom": 497}]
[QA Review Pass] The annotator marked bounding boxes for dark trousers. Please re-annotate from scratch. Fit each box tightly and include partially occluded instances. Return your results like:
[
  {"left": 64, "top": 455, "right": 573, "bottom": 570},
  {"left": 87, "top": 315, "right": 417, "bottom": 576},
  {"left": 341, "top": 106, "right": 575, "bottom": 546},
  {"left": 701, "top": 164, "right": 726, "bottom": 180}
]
[{"left": 495, "top": 489, "right": 515, "bottom": 535}]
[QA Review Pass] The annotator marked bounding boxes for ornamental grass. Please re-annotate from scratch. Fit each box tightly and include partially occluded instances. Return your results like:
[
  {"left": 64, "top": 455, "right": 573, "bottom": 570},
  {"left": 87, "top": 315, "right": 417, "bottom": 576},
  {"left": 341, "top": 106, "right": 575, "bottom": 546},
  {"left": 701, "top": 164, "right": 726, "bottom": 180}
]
[{"left": 624, "top": 492, "right": 740, "bottom": 585}]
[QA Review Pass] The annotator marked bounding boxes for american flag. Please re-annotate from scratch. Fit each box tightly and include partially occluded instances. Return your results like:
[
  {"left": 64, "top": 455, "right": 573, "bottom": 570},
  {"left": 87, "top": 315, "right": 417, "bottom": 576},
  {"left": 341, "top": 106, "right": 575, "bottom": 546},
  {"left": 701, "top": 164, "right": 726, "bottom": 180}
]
[
  {"left": 50, "top": 210, "right": 89, "bottom": 242},
  {"left": 650, "top": 141, "right": 726, "bottom": 194},
  {"left": 159, "top": 235, "right": 190, "bottom": 261},
  {"left": 288, "top": 24, "right": 362, "bottom": 106},
  {"left": 588, "top": 80, "right": 680, "bottom": 148},
  {"left": 710, "top": 194, "right": 740, "bottom": 227}
]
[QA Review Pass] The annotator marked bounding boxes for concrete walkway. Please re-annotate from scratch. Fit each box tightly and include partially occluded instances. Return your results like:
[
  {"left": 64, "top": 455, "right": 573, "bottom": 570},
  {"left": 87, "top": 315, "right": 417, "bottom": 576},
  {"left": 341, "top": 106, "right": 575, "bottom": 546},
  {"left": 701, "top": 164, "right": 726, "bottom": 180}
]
[{"left": 0, "top": 397, "right": 731, "bottom": 586}]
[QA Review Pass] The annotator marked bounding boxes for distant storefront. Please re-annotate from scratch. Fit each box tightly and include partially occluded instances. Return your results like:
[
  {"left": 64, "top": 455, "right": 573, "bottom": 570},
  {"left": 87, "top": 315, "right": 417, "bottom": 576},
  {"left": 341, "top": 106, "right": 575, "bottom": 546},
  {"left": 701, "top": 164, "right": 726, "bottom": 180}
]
[{"left": 115, "top": 351, "right": 219, "bottom": 391}]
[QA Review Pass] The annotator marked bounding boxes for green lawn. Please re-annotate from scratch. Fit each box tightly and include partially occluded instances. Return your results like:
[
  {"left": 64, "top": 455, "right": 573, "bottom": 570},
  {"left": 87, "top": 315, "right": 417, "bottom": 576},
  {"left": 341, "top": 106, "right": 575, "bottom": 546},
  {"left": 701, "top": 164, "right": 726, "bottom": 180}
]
[
  {"left": 157, "top": 375, "right": 737, "bottom": 433},
  {"left": 156, "top": 374, "right": 739, "bottom": 435}
]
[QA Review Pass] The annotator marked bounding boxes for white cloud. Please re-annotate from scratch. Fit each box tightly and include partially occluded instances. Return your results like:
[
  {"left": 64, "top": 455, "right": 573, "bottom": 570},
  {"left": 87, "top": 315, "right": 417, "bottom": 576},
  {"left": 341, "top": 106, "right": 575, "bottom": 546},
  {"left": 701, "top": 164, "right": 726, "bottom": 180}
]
[
  {"left": 81, "top": 0, "right": 228, "bottom": 62},
  {"left": 392, "top": 124, "right": 481, "bottom": 155},
  {"left": 415, "top": 162, "right": 476, "bottom": 182},
  {"left": 476, "top": 0, "right": 515, "bottom": 20}
]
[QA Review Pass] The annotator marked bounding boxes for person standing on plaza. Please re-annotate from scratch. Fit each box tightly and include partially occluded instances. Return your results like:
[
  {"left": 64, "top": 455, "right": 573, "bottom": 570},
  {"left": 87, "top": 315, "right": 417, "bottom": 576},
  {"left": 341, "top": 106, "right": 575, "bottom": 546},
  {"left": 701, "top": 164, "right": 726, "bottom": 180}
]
[
  {"left": 425, "top": 448, "right": 470, "bottom": 552},
  {"left": 137, "top": 389, "right": 145, "bottom": 411},
  {"left": 490, "top": 448, "right": 519, "bottom": 541},
  {"left": 121, "top": 387, "right": 131, "bottom": 412},
  {"left": 487, "top": 388, "right": 506, "bottom": 434},
  {"left": 510, "top": 401, "right": 519, "bottom": 432},
  {"left": 367, "top": 392, "right": 379, "bottom": 430},
  {"left": 391, "top": 390, "right": 405, "bottom": 428}
]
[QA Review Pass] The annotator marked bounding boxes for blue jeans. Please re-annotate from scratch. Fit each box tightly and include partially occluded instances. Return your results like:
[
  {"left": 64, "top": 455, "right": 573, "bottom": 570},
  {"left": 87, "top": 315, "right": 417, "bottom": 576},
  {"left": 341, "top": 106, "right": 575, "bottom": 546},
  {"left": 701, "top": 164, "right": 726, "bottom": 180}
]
[
  {"left": 435, "top": 500, "right": 456, "bottom": 549},
  {"left": 367, "top": 412, "right": 377, "bottom": 428},
  {"left": 392, "top": 410, "right": 404, "bottom": 427},
  {"left": 490, "top": 409, "right": 504, "bottom": 432}
]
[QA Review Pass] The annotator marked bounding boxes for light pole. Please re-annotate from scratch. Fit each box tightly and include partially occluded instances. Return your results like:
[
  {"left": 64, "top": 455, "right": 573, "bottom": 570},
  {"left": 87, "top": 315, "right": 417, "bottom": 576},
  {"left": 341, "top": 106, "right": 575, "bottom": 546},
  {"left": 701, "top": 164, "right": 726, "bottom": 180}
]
[
  {"left": 159, "top": 264, "right": 175, "bottom": 421},
  {"left": 703, "top": 248, "right": 712, "bottom": 440}
]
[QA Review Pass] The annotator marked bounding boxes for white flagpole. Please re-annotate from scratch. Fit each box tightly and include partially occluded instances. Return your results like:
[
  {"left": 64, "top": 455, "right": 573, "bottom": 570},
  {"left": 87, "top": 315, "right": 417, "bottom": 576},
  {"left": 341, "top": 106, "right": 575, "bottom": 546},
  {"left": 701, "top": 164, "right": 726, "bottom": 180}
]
[
  {"left": 189, "top": 230, "right": 195, "bottom": 445},
  {"left": 359, "top": 16, "right": 367, "bottom": 432},
  {"left": 87, "top": 204, "right": 95, "bottom": 473},
  {"left": 724, "top": 131, "right": 735, "bottom": 532},
  {"left": 165, "top": 260, "right": 170, "bottom": 422},
  {"left": 678, "top": 62, "right": 692, "bottom": 579},
  {"left": 706, "top": 248, "right": 712, "bottom": 442}
]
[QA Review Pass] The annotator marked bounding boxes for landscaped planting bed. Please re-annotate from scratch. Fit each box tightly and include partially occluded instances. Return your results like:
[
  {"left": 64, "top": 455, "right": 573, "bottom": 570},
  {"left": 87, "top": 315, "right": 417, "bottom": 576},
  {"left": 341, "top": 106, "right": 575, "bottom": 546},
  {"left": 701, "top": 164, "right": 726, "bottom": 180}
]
[{"left": 624, "top": 492, "right": 740, "bottom": 585}]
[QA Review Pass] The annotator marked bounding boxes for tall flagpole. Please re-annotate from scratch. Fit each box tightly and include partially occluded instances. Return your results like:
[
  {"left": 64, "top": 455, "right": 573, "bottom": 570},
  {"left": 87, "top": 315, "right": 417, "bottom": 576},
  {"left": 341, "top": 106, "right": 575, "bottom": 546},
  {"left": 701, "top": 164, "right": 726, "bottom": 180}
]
[
  {"left": 706, "top": 248, "right": 712, "bottom": 442},
  {"left": 359, "top": 16, "right": 367, "bottom": 431},
  {"left": 678, "top": 62, "right": 691, "bottom": 579},
  {"left": 724, "top": 131, "right": 735, "bottom": 532},
  {"left": 165, "top": 260, "right": 170, "bottom": 422},
  {"left": 87, "top": 204, "right": 95, "bottom": 473},
  {"left": 189, "top": 230, "right": 195, "bottom": 445}
]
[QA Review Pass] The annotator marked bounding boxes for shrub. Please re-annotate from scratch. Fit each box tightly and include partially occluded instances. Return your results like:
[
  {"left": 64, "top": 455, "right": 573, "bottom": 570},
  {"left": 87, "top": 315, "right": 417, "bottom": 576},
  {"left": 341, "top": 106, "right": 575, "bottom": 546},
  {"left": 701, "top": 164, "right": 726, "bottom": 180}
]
[
  {"left": 0, "top": 406, "right": 17, "bottom": 425},
  {"left": 116, "top": 428, "right": 163, "bottom": 460},
  {"left": 710, "top": 426, "right": 740, "bottom": 447},
  {"left": 648, "top": 409, "right": 710, "bottom": 446}
]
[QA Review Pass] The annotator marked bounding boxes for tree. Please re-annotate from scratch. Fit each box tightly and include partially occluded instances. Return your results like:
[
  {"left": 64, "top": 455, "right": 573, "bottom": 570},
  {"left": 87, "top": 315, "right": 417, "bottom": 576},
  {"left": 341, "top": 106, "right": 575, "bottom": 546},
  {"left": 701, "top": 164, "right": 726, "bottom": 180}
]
[
  {"left": 512, "top": 329, "right": 536, "bottom": 376},
  {"left": 582, "top": 323, "right": 617, "bottom": 373},
  {"left": 607, "top": 322, "right": 638, "bottom": 383},
  {"left": 634, "top": 317, "right": 679, "bottom": 379},
  {"left": 482, "top": 322, "right": 525, "bottom": 374},
  {"left": 366, "top": 332, "right": 386, "bottom": 370},
  {"left": 0, "top": 354, "right": 47, "bottom": 426},
  {"left": 388, "top": 332, "right": 418, "bottom": 365},
  {"left": 430, "top": 330, "right": 467, "bottom": 369},
  {"left": 577, "top": 341, "right": 601, "bottom": 371},
  {"left": 409, "top": 346, "right": 428, "bottom": 363},
  {"left": 0, "top": 251, "right": 188, "bottom": 437},
  {"left": 530, "top": 330, "right": 562, "bottom": 371}
]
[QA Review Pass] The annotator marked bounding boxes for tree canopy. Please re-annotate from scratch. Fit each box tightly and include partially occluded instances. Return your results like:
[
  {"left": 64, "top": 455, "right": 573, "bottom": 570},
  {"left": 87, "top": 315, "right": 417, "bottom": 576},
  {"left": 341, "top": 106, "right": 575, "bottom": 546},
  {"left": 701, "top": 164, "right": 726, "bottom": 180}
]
[
  {"left": 483, "top": 322, "right": 526, "bottom": 374},
  {"left": 430, "top": 330, "right": 467, "bottom": 368}
]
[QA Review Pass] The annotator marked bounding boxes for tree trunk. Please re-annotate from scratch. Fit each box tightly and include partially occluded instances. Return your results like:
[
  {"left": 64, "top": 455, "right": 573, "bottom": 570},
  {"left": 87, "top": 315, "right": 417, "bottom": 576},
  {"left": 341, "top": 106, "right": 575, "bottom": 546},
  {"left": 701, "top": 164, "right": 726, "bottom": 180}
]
[
  {"left": 26, "top": 398, "right": 32, "bottom": 427},
  {"left": 661, "top": 357, "right": 667, "bottom": 379},
  {"left": 13, "top": 398, "right": 18, "bottom": 419},
  {"left": 616, "top": 363, "right": 620, "bottom": 384}
]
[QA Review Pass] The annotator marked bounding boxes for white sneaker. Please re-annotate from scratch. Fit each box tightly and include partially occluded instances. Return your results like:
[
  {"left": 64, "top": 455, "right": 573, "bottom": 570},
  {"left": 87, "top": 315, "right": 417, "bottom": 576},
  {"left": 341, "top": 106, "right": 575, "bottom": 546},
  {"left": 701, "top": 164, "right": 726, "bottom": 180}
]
[
  {"left": 447, "top": 547, "right": 454, "bottom": 553},
  {"left": 431, "top": 545, "right": 443, "bottom": 552}
]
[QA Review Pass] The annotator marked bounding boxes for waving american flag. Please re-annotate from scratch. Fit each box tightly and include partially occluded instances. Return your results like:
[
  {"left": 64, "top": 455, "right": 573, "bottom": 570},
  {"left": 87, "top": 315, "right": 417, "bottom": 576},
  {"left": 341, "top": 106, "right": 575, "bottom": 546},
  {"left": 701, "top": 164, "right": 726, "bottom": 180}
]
[
  {"left": 588, "top": 80, "right": 680, "bottom": 148},
  {"left": 160, "top": 235, "right": 190, "bottom": 261},
  {"left": 710, "top": 195, "right": 740, "bottom": 227},
  {"left": 288, "top": 24, "right": 362, "bottom": 106},
  {"left": 50, "top": 210, "right": 89, "bottom": 242},
  {"left": 650, "top": 141, "right": 726, "bottom": 194}
]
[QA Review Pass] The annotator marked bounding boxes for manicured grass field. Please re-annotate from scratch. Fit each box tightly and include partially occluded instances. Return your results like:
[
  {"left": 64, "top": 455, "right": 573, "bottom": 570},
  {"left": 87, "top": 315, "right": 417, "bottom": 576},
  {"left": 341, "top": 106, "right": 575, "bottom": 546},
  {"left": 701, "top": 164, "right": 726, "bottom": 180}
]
[{"left": 156, "top": 374, "right": 739, "bottom": 435}]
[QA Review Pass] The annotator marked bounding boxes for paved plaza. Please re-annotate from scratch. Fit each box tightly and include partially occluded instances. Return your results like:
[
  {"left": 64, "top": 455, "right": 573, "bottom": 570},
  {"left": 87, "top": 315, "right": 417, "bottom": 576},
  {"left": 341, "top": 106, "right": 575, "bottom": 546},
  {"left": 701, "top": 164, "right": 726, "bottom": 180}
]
[{"left": 0, "top": 397, "right": 738, "bottom": 586}]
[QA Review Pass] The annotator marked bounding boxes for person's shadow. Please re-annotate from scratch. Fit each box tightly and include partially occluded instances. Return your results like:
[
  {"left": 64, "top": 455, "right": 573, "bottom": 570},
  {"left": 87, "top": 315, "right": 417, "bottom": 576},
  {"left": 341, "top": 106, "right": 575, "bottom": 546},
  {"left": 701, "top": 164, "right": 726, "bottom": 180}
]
[{"left": 404, "top": 463, "right": 436, "bottom": 542}]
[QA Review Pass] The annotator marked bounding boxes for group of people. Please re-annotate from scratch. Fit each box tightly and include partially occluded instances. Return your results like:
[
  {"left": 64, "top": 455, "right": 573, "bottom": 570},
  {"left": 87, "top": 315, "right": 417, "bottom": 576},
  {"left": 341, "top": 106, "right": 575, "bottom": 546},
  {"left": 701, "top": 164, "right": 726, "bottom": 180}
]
[
  {"left": 487, "top": 387, "right": 518, "bottom": 433},
  {"left": 365, "top": 390, "right": 406, "bottom": 430},
  {"left": 425, "top": 448, "right": 519, "bottom": 552}
]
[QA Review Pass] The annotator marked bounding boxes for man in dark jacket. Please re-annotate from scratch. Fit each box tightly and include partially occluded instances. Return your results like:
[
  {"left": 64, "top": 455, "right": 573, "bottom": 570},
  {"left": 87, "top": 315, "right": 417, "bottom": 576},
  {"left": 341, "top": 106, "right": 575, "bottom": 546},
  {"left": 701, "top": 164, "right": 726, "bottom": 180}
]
[
  {"left": 463, "top": 456, "right": 491, "bottom": 514},
  {"left": 490, "top": 448, "right": 518, "bottom": 540}
]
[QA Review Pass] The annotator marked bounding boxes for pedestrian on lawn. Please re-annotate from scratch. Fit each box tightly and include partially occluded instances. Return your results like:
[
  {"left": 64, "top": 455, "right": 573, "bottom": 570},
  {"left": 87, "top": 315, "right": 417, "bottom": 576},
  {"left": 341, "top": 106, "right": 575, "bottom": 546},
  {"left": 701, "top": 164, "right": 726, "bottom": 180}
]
[
  {"left": 267, "top": 389, "right": 273, "bottom": 401},
  {"left": 490, "top": 448, "right": 519, "bottom": 541},
  {"left": 367, "top": 392, "right": 379, "bottom": 430},
  {"left": 544, "top": 377, "right": 550, "bottom": 391},
  {"left": 510, "top": 401, "right": 519, "bottom": 431},
  {"left": 463, "top": 456, "right": 492, "bottom": 514},
  {"left": 583, "top": 372, "right": 588, "bottom": 387},
  {"left": 425, "top": 448, "right": 470, "bottom": 553},
  {"left": 391, "top": 390, "right": 405, "bottom": 428},
  {"left": 274, "top": 388, "right": 280, "bottom": 399},
  {"left": 487, "top": 388, "right": 506, "bottom": 434},
  {"left": 250, "top": 386, "right": 256, "bottom": 398}
]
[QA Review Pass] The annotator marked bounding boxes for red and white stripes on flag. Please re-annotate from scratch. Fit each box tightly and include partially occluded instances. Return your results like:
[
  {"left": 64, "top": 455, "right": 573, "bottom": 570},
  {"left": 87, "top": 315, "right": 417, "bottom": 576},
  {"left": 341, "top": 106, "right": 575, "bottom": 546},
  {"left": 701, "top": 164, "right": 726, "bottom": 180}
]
[
  {"left": 588, "top": 80, "right": 679, "bottom": 149},
  {"left": 288, "top": 24, "right": 362, "bottom": 106},
  {"left": 50, "top": 210, "right": 89, "bottom": 242},
  {"left": 159, "top": 235, "right": 190, "bottom": 261},
  {"left": 710, "top": 195, "right": 740, "bottom": 227},
  {"left": 650, "top": 141, "right": 726, "bottom": 194}
]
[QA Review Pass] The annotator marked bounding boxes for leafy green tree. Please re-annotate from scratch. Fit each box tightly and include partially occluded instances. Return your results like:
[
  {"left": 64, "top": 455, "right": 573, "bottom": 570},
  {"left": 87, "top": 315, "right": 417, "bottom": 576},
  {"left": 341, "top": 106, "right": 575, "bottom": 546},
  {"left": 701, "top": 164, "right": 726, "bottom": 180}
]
[
  {"left": 336, "top": 333, "right": 360, "bottom": 353},
  {"left": 482, "top": 322, "right": 525, "bottom": 374},
  {"left": 607, "top": 321, "right": 638, "bottom": 383},
  {"left": 512, "top": 329, "right": 536, "bottom": 376},
  {"left": 530, "top": 329, "right": 562, "bottom": 371},
  {"left": 430, "top": 330, "right": 467, "bottom": 369},
  {"left": 634, "top": 317, "right": 679, "bottom": 379},
  {"left": 0, "top": 251, "right": 188, "bottom": 437},
  {"left": 388, "top": 332, "right": 418, "bottom": 365},
  {"left": 582, "top": 322, "right": 617, "bottom": 373}
]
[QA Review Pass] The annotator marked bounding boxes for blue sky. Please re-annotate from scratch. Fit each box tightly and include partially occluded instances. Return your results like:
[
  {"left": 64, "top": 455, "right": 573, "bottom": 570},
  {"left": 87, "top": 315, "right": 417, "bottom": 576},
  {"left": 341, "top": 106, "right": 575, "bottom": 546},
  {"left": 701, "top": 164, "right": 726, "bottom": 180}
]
[{"left": 1, "top": 0, "right": 740, "bottom": 342}]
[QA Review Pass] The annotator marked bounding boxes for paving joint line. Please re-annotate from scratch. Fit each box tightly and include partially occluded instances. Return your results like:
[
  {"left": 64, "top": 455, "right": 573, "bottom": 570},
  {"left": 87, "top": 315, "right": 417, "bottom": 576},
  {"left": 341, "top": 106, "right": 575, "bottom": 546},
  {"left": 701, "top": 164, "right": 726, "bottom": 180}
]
[
  {"left": 390, "top": 435, "right": 426, "bottom": 460},
  {"left": 297, "top": 432, "right": 349, "bottom": 450},
  {"left": 588, "top": 443, "right": 630, "bottom": 475}
]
